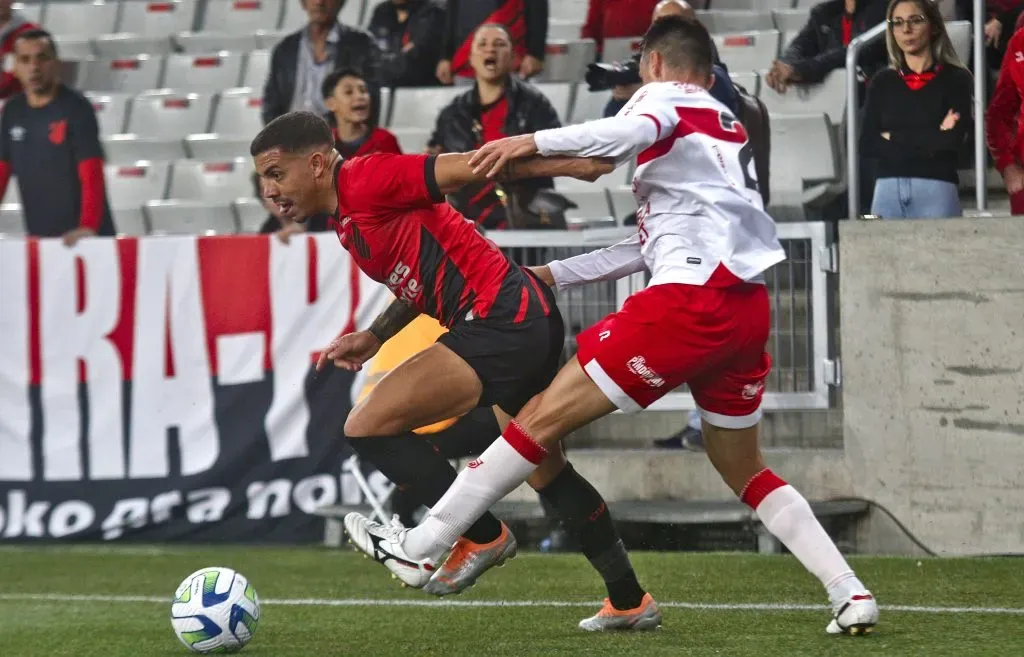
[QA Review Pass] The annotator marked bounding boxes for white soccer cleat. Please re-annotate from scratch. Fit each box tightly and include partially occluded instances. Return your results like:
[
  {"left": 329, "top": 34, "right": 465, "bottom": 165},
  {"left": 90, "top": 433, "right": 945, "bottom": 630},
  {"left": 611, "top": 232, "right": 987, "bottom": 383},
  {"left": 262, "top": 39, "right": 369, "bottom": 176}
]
[
  {"left": 826, "top": 590, "right": 879, "bottom": 635},
  {"left": 343, "top": 513, "right": 440, "bottom": 589}
]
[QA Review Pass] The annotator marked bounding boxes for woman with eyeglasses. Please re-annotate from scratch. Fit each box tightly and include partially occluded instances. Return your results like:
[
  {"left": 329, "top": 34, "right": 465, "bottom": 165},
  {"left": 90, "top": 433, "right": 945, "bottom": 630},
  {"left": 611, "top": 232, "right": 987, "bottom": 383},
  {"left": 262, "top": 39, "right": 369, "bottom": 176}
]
[{"left": 860, "top": 0, "right": 974, "bottom": 218}]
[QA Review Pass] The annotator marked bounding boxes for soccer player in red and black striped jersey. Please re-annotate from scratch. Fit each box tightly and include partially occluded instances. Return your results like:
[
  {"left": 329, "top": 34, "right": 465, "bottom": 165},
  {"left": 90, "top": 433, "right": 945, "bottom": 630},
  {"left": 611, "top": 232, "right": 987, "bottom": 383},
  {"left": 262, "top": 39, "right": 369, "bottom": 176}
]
[{"left": 250, "top": 111, "right": 660, "bottom": 629}]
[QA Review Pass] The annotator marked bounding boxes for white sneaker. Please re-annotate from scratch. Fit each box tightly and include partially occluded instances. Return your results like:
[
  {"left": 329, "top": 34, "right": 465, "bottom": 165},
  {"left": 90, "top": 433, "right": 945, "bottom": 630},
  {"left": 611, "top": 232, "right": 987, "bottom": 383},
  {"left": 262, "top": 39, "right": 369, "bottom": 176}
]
[
  {"left": 343, "top": 513, "right": 440, "bottom": 589},
  {"left": 826, "top": 590, "right": 879, "bottom": 635}
]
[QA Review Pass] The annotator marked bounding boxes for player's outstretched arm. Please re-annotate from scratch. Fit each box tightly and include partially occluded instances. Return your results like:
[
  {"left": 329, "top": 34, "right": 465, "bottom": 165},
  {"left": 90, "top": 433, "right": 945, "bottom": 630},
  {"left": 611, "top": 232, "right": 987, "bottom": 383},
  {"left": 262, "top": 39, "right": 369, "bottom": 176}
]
[
  {"left": 432, "top": 151, "right": 613, "bottom": 196},
  {"left": 537, "top": 233, "right": 647, "bottom": 290},
  {"left": 316, "top": 299, "right": 420, "bottom": 373}
]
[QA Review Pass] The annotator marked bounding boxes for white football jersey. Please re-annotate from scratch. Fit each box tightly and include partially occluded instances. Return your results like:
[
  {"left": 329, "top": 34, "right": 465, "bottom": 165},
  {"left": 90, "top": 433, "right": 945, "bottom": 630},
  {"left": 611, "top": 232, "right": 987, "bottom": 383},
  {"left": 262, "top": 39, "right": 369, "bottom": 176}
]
[{"left": 537, "top": 81, "right": 785, "bottom": 289}]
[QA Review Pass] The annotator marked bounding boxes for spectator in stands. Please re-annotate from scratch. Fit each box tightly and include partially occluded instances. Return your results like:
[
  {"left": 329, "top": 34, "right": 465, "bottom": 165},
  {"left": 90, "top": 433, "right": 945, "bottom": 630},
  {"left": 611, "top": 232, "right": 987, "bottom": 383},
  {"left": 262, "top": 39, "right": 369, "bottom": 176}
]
[
  {"left": 956, "top": 0, "right": 1022, "bottom": 79},
  {"left": 581, "top": 0, "right": 661, "bottom": 57},
  {"left": 766, "top": 0, "right": 889, "bottom": 95},
  {"left": 262, "top": 0, "right": 382, "bottom": 125},
  {"left": 601, "top": 1, "right": 738, "bottom": 119},
  {"left": 367, "top": 0, "right": 446, "bottom": 87},
  {"left": 322, "top": 68, "right": 402, "bottom": 157},
  {"left": 0, "top": 29, "right": 114, "bottom": 244},
  {"left": 987, "top": 9, "right": 1024, "bottom": 213},
  {"left": 427, "top": 23, "right": 560, "bottom": 229},
  {"left": 0, "top": 0, "right": 39, "bottom": 100},
  {"left": 436, "top": 0, "right": 548, "bottom": 85},
  {"left": 861, "top": 0, "right": 973, "bottom": 219}
]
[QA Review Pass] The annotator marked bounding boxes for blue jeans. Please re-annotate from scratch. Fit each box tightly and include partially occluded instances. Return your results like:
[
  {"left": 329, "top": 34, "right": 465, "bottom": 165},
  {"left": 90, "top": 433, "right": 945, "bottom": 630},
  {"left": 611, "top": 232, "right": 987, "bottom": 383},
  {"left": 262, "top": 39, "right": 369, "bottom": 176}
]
[{"left": 870, "top": 177, "right": 962, "bottom": 219}]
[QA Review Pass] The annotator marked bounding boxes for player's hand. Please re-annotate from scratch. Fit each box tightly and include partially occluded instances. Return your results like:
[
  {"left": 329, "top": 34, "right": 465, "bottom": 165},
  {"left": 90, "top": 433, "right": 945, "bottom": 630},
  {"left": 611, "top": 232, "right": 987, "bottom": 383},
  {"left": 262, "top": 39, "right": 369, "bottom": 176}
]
[
  {"left": 62, "top": 227, "right": 96, "bottom": 247},
  {"left": 1002, "top": 163, "right": 1024, "bottom": 195},
  {"left": 469, "top": 135, "right": 539, "bottom": 178},
  {"left": 519, "top": 55, "right": 544, "bottom": 79},
  {"left": 436, "top": 59, "right": 453, "bottom": 85},
  {"left": 528, "top": 265, "right": 556, "bottom": 287},
  {"left": 315, "top": 330, "right": 382, "bottom": 373}
]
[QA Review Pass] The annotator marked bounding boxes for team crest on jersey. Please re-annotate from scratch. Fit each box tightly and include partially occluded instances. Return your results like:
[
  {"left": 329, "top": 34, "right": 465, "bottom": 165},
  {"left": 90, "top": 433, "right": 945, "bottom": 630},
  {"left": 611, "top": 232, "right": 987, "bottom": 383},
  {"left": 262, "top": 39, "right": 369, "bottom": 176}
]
[
  {"left": 48, "top": 119, "right": 67, "bottom": 145},
  {"left": 9, "top": 125, "right": 24, "bottom": 142}
]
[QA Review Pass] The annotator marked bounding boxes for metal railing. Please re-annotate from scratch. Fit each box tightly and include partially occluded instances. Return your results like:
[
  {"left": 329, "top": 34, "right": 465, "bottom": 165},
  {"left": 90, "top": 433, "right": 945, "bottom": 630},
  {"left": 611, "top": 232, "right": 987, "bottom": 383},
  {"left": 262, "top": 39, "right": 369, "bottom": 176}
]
[
  {"left": 490, "top": 222, "right": 836, "bottom": 411},
  {"left": 846, "top": 3, "right": 988, "bottom": 218}
]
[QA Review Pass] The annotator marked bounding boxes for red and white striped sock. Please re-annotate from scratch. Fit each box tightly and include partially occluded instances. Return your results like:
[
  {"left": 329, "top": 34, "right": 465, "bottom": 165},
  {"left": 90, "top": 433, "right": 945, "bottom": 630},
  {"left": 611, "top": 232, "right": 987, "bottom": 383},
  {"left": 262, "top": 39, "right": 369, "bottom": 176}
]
[
  {"left": 404, "top": 421, "right": 548, "bottom": 561},
  {"left": 742, "top": 469, "right": 862, "bottom": 601}
]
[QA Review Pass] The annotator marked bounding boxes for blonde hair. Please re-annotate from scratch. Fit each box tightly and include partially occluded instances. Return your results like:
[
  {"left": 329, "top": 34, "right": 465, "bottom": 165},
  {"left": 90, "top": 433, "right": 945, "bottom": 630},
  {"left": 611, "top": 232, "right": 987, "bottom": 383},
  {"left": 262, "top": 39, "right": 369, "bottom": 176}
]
[{"left": 884, "top": 0, "right": 966, "bottom": 70}]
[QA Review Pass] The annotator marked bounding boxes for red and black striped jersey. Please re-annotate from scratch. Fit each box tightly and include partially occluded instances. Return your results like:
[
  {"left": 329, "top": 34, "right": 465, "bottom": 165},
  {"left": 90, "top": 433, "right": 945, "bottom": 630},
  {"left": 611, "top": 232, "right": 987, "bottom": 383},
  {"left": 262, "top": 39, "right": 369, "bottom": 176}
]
[{"left": 333, "top": 153, "right": 552, "bottom": 327}]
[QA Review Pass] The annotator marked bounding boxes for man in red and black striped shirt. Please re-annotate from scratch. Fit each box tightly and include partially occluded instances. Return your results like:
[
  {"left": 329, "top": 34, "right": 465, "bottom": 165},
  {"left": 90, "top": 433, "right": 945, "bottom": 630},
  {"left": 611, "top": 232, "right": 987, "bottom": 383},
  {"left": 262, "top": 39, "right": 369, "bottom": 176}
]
[
  {"left": 0, "top": 29, "right": 113, "bottom": 243},
  {"left": 250, "top": 112, "right": 659, "bottom": 627}
]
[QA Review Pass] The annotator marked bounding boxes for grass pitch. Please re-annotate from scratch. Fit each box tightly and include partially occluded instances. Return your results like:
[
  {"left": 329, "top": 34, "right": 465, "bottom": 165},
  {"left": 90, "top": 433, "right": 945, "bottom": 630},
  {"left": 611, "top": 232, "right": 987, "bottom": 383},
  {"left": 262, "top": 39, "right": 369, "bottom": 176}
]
[{"left": 1, "top": 546, "right": 1021, "bottom": 656}]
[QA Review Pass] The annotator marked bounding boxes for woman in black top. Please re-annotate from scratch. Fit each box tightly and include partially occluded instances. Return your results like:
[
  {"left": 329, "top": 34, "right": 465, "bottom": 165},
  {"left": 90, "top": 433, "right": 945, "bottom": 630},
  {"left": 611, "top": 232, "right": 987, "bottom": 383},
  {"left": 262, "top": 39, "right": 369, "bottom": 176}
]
[{"left": 861, "top": 0, "right": 974, "bottom": 219}]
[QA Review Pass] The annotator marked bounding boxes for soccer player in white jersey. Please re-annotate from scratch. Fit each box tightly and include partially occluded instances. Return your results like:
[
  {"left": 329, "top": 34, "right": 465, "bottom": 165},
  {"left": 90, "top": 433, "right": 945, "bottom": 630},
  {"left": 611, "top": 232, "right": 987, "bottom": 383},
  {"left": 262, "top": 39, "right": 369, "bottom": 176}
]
[{"left": 344, "top": 16, "right": 879, "bottom": 635}]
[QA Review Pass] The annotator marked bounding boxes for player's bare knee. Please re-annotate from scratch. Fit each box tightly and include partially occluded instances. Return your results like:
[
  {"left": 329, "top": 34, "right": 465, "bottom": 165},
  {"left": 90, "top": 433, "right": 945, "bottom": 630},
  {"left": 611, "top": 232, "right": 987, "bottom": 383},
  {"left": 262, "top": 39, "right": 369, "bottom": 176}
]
[{"left": 344, "top": 405, "right": 402, "bottom": 439}]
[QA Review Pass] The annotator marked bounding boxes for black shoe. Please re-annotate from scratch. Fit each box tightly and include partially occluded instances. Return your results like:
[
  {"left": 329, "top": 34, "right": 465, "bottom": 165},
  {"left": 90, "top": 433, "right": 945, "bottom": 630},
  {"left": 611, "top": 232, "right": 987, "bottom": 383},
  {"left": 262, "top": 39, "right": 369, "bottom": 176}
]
[{"left": 653, "top": 426, "right": 704, "bottom": 451}]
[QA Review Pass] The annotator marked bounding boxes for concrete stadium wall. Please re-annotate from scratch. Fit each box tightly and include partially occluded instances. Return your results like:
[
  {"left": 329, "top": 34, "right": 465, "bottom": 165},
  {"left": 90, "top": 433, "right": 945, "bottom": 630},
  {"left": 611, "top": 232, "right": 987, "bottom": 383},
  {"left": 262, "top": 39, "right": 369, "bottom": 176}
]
[{"left": 840, "top": 218, "right": 1024, "bottom": 556}]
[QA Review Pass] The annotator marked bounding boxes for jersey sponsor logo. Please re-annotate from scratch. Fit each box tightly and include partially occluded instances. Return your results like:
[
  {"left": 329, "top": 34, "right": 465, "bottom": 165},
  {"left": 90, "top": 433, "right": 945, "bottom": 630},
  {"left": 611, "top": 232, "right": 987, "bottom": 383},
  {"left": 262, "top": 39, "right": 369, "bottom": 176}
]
[
  {"left": 9, "top": 125, "right": 24, "bottom": 142},
  {"left": 741, "top": 382, "right": 764, "bottom": 400},
  {"left": 598, "top": 329, "right": 611, "bottom": 341},
  {"left": 386, "top": 261, "right": 422, "bottom": 304},
  {"left": 626, "top": 356, "right": 665, "bottom": 388},
  {"left": 48, "top": 120, "right": 67, "bottom": 145},
  {"left": 466, "top": 459, "right": 483, "bottom": 469}
]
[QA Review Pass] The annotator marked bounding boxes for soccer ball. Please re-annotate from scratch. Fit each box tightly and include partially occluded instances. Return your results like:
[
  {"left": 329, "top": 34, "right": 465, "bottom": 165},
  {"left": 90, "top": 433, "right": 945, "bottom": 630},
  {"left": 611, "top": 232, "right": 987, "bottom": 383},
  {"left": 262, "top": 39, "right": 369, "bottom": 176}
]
[{"left": 170, "top": 567, "right": 261, "bottom": 654}]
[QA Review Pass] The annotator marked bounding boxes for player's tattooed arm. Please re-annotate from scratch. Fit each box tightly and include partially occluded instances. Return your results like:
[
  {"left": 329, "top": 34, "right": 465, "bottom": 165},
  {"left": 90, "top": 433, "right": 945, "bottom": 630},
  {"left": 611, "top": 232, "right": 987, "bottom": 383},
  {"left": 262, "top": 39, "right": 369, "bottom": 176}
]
[{"left": 367, "top": 298, "right": 420, "bottom": 344}]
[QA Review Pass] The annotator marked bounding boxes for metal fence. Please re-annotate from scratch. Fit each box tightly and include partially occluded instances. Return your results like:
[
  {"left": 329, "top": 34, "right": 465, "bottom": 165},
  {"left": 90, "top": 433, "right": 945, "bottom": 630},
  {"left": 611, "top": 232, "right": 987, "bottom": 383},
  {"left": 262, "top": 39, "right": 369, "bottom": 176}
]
[{"left": 490, "top": 222, "right": 836, "bottom": 411}]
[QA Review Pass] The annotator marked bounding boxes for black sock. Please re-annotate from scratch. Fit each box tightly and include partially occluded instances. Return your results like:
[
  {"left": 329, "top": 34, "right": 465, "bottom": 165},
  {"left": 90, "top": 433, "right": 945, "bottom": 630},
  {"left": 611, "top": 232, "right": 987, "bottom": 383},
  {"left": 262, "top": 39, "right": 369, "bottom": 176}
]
[
  {"left": 538, "top": 463, "right": 646, "bottom": 610},
  {"left": 348, "top": 433, "right": 503, "bottom": 544}
]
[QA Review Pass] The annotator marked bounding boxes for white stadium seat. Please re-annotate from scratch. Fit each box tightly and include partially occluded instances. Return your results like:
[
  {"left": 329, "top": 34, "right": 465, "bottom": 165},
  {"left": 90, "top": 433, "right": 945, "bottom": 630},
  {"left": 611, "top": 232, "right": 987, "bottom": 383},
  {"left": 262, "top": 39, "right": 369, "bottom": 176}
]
[
  {"left": 102, "top": 135, "right": 187, "bottom": 163},
  {"left": 128, "top": 91, "right": 214, "bottom": 138},
  {"left": 198, "top": 0, "right": 283, "bottom": 34},
  {"left": 0, "top": 204, "right": 24, "bottom": 236},
  {"left": 46, "top": 1, "right": 118, "bottom": 37},
  {"left": 184, "top": 134, "right": 250, "bottom": 159},
  {"left": 768, "top": 113, "right": 839, "bottom": 221},
  {"left": 602, "top": 37, "right": 642, "bottom": 66},
  {"left": 947, "top": 20, "right": 972, "bottom": 63},
  {"left": 548, "top": 0, "right": 587, "bottom": 22},
  {"left": 730, "top": 71, "right": 759, "bottom": 96},
  {"left": 607, "top": 187, "right": 636, "bottom": 219},
  {"left": 530, "top": 82, "right": 572, "bottom": 123},
  {"left": 3, "top": 179, "right": 21, "bottom": 205},
  {"left": 117, "top": 0, "right": 198, "bottom": 36},
  {"left": 168, "top": 158, "right": 253, "bottom": 202},
  {"left": 569, "top": 89, "right": 611, "bottom": 124},
  {"left": 11, "top": 2, "right": 43, "bottom": 24},
  {"left": 759, "top": 68, "right": 846, "bottom": 124},
  {"left": 547, "top": 19, "right": 583, "bottom": 41},
  {"left": 112, "top": 207, "right": 150, "bottom": 235},
  {"left": 537, "top": 39, "right": 596, "bottom": 84},
  {"left": 389, "top": 127, "right": 430, "bottom": 154},
  {"left": 174, "top": 32, "right": 261, "bottom": 53},
  {"left": 92, "top": 35, "right": 174, "bottom": 57},
  {"left": 82, "top": 55, "right": 164, "bottom": 93},
  {"left": 86, "top": 91, "right": 132, "bottom": 135},
  {"left": 713, "top": 31, "right": 780, "bottom": 72},
  {"left": 716, "top": 0, "right": 792, "bottom": 8},
  {"left": 242, "top": 50, "right": 270, "bottom": 88},
  {"left": 388, "top": 87, "right": 462, "bottom": 129},
  {"left": 697, "top": 10, "right": 774, "bottom": 34},
  {"left": 105, "top": 161, "right": 171, "bottom": 207},
  {"left": 561, "top": 189, "right": 613, "bottom": 221},
  {"left": 773, "top": 9, "right": 810, "bottom": 33},
  {"left": 233, "top": 198, "right": 267, "bottom": 233},
  {"left": 163, "top": 52, "right": 244, "bottom": 91},
  {"left": 211, "top": 87, "right": 264, "bottom": 136},
  {"left": 145, "top": 200, "right": 238, "bottom": 234},
  {"left": 54, "top": 37, "right": 94, "bottom": 61}
]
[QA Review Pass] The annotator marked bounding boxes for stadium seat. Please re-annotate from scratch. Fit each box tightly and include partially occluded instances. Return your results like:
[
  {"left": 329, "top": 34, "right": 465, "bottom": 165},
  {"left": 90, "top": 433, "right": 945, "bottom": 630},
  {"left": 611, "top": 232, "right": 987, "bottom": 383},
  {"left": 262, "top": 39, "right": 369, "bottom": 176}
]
[
  {"left": 82, "top": 55, "right": 164, "bottom": 93},
  {"left": 174, "top": 32, "right": 261, "bottom": 53},
  {"left": 93, "top": 35, "right": 174, "bottom": 57},
  {"left": 759, "top": 68, "right": 846, "bottom": 124},
  {"left": 0, "top": 204, "right": 24, "bottom": 236},
  {"left": 117, "top": 0, "right": 198, "bottom": 37},
  {"left": 389, "top": 127, "right": 430, "bottom": 154},
  {"left": 233, "top": 198, "right": 267, "bottom": 233},
  {"left": 378, "top": 87, "right": 392, "bottom": 124},
  {"left": 561, "top": 189, "right": 613, "bottom": 221},
  {"left": 548, "top": 0, "right": 587, "bottom": 22},
  {"left": 197, "top": 0, "right": 284, "bottom": 34},
  {"left": 211, "top": 87, "right": 263, "bottom": 136},
  {"left": 105, "top": 161, "right": 171, "bottom": 207},
  {"left": 112, "top": 207, "right": 150, "bottom": 235},
  {"left": 768, "top": 113, "right": 839, "bottom": 221},
  {"left": 11, "top": 2, "right": 43, "bottom": 24},
  {"left": 46, "top": 1, "right": 119, "bottom": 38},
  {"left": 163, "top": 52, "right": 245, "bottom": 91},
  {"left": 537, "top": 39, "right": 596, "bottom": 83},
  {"left": 713, "top": 31, "right": 780, "bottom": 72},
  {"left": 168, "top": 158, "right": 253, "bottom": 202},
  {"left": 145, "top": 200, "right": 239, "bottom": 234},
  {"left": 3, "top": 179, "right": 21, "bottom": 205},
  {"left": 716, "top": 0, "right": 793, "bottom": 8},
  {"left": 257, "top": 30, "right": 290, "bottom": 49},
  {"left": 547, "top": 19, "right": 583, "bottom": 41},
  {"left": 947, "top": 20, "right": 972, "bottom": 63},
  {"left": 773, "top": 9, "right": 810, "bottom": 33},
  {"left": 697, "top": 10, "right": 774, "bottom": 34},
  {"left": 730, "top": 70, "right": 759, "bottom": 96},
  {"left": 794, "top": 0, "right": 821, "bottom": 7},
  {"left": 128, "top": 91, "right": 214, "bottom": 138},
  {"left": 388, "top": 87, "right": 462, "bottom": 129},
  {"left": 530, "top": 82, "right": 572, "bottom": 123},
  {"left": 602, "top": 37, "right": 642, "bottom": 66},
  {"left": 607, "top": 186, "right": 636, "bottom": 219},
  {"left": 242, "top": 49, "right": 270, "bottom": 88},
  {"left": 53, "top": 37, "right": 94, "bottom": 61},
  {"left": 184, "top": 134, "right": 250, "bottom": 159},
  {"left": 102, "top": 135, "right": 187, "bottom": 163},
  {"left": 86, "top": 91, "right": 132, "bottom": 135}
]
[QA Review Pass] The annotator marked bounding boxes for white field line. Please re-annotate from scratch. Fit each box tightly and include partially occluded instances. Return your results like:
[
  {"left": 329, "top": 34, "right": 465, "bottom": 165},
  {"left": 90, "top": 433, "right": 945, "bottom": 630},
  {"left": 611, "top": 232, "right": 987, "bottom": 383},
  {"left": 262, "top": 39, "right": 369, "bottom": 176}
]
[{"left": 0, "top": 593, "right": 1022, "bottom": 615}]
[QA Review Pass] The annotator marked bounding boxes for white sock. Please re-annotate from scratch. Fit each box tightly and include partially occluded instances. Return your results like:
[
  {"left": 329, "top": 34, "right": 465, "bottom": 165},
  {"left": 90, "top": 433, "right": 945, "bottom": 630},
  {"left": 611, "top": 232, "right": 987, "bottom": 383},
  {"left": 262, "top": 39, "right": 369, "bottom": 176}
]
[
  {"left": 404, "top": 421, "right": 548, "bottom": 561},
  {"left": 743, "top": 469, "right": 864, "bottom": 603}
]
